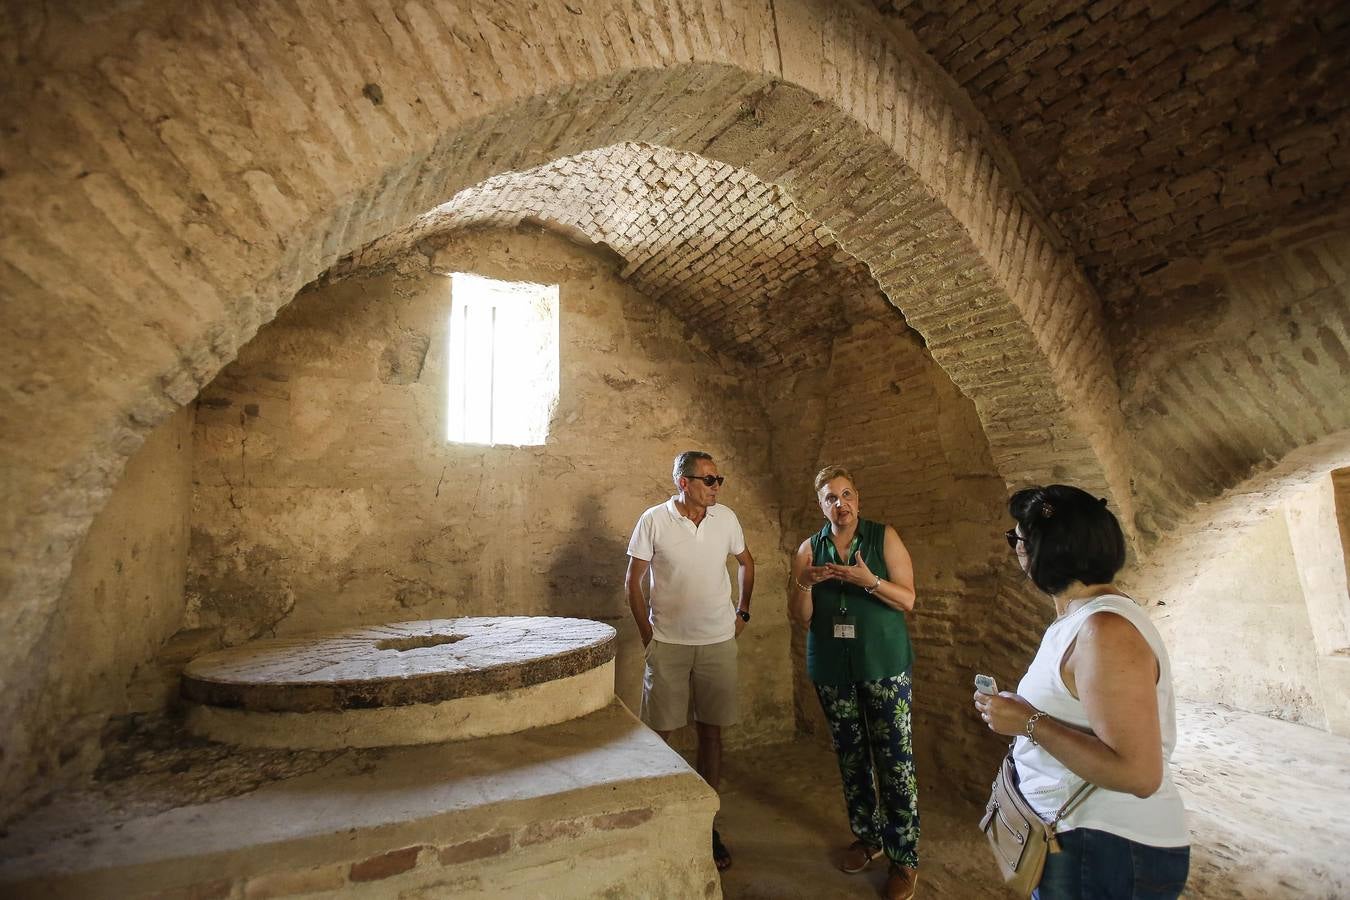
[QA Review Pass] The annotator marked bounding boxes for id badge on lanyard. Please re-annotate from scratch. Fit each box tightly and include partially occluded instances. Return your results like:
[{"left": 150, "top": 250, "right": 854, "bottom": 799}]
[{"left": 832, "top": 533, "right": 862, "bottom": 640}]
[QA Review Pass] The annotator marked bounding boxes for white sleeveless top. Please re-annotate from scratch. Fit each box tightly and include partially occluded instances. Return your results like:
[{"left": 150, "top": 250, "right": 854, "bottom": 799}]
[{"left": 1012, "top": 594, "right": 1188, "bottom": 847}]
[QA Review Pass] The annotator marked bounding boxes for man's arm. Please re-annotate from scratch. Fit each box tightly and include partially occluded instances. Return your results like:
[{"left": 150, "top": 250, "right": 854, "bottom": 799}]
[
  {"left": 625, "top": 556, "right": 653, "bottom": 647},
  {"left": 734, "top": 547, "right": 754, "bottom": 637}
]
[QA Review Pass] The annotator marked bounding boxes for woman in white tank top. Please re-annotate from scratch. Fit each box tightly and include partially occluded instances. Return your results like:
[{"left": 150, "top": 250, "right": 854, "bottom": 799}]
[{"left": 972, "top": 485, "right": 1189, "bottom": 900}]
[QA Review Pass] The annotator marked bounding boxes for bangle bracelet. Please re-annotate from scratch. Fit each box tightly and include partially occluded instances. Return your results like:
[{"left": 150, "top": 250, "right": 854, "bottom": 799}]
[
  {"left": 1025, "top": 710, "right": 1048, "bottom": 745},
  {"left": 864, "top": 576, "right": 881, "bottom": 594},
  {"left": 795, "top": 578, "right": 813, "bottom": 592}
]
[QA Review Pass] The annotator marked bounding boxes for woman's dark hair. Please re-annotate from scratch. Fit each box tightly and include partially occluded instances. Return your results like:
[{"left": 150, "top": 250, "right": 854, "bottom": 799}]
[{"left": 1009, "top": 484, "right": 1125, "bottom": 595}]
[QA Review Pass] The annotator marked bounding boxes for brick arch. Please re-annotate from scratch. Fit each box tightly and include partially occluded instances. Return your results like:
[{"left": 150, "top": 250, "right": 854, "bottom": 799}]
[
  {"left": 344, "top": 141, "right": 889, "bottom": 371},
  {"left": 0, "top": 0, "right": 1127, "bottom": 807}
]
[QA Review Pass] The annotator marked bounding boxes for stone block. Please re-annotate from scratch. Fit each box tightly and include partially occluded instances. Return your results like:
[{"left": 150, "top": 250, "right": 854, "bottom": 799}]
[
  {"left": 349, "top": 846, "right": 425, "bottom": 882},
  {"left": 436, "top": 834, "right": 512, "bottom": 866}
]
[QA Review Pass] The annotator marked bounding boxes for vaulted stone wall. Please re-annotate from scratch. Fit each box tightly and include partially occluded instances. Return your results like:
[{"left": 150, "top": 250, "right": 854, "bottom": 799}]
[
  {"left": 189, "top": 227, "right": 797, "bottom": 746},
  {"left": 1120, "top": 227, "right": 1350, "bottom": 538},
  {"left": 5, "top": 0, "right": 1349, "bottom": 828},
  {"left": 763, "top": 303, "right": 1017, "bottom": 796},
  {"left": 23, "top": 405, "right": 194, "bottom": 795},
  {"left": 2, "top": 0, "right": 1136, "bottom": 812}
]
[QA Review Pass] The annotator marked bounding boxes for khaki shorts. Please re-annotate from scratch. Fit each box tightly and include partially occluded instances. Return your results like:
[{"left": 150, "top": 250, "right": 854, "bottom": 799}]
[{"left": 640, "top": 638, "right": 739, "bottom": 732}]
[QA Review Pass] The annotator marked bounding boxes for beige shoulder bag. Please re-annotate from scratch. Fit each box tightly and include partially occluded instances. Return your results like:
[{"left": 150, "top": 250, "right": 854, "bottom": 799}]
[{"left": 980, "top": 749, "right": 1097, "bottom": 897}]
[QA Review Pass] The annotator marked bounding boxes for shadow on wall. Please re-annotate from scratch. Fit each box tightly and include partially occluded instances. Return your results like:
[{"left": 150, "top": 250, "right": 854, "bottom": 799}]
[
  {"left": 544, "top": 500, "right": 639, "bottom": 710},
  {"left": 543, "top": 500, "right": 629, "bottom": 620}
]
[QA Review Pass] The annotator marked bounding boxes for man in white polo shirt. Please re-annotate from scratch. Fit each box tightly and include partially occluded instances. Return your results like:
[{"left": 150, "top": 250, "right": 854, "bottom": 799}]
[{"left": 625, "top": 450, "right": 755, "bottom": 872}]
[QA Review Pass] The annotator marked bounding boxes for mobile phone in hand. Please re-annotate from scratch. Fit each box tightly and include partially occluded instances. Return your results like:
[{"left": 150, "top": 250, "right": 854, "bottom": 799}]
[{"left": 974, "top": 673, "right": 998, "bottom": 695}]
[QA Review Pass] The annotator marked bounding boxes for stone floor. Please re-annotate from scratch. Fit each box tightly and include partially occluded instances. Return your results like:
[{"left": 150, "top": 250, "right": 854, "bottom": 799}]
[
  {"left": 712, "top": 699, "right": 1350, "bottom": 899},
  {"left": 2, "top": 697, "right": 1345, "bottom": 898}
]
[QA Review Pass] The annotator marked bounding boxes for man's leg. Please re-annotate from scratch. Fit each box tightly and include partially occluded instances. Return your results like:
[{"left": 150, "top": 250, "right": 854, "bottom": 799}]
[
  {"left": 690, "top": 639, "right": 738, "bottom": 788},
  {"left": 640, "top": 640, "right": 693, "bottom": 738},
  {"left": 691, "top": 639, "right": 738, "bottom": 871},
  {"left": 694, "top": 720, "right": 722, "bottom": 790}
]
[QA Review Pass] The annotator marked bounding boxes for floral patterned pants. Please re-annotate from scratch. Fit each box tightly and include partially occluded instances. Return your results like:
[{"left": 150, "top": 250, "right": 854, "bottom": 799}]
[{"left": 815, "top": 670, "right": 920, "bottom": 868}]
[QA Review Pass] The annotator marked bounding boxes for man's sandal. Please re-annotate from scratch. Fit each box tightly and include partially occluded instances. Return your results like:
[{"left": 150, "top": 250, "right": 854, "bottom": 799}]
[
  {"left": 713, "top": 829, "right": 732, "bottom": 871},
  {"left": 840, "top": 840, "right": 884, "bottom": 873}
]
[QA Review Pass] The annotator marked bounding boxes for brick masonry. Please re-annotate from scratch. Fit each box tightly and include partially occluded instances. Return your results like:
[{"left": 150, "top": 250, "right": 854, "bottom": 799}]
[
  {"left": 1, "top": 0, "right": 1347, "bottom": 823},
  {"left": 867, "top": 0, "right": 1350, "bottom": 318},
  {"left": 0, "top": 0, "right": 1131, "bottom": 818},
  {"left": 340, "top": 143, "right": 879, "bottom": 373}
]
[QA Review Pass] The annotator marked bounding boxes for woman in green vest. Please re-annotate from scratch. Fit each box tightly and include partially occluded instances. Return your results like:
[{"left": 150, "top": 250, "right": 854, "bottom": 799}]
[{"left": 789, "top": 465, "right": 920, "bottom": 900}]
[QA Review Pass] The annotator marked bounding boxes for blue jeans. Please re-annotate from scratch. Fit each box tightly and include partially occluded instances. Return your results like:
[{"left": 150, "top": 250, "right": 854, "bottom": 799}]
[{"left": 1035, "top": 828, "right": 1189, "bottom": 900}]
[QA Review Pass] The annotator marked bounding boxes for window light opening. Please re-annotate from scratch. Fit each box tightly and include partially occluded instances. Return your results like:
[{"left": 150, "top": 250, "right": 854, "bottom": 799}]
[{"left": 446, "top": 272, "right": 559, "bottom": 446}]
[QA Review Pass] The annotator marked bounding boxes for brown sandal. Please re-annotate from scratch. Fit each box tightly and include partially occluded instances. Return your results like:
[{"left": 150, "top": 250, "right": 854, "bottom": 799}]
[{"left": 840, "top": 840, "right": 883, "bottom": 873}]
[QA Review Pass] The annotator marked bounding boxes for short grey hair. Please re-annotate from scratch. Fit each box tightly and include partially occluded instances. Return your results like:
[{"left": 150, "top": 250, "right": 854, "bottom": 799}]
[{"left": 672, "top": 450, "right": 714, "bottom": 485}]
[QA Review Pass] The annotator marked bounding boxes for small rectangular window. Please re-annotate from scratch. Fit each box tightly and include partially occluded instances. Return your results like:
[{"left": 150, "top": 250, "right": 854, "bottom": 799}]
[{"left": 446, "top": 272, "right": 559, "bottom": 446}]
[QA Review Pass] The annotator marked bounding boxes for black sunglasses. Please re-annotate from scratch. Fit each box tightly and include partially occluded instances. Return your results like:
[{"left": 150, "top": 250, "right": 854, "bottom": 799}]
[
  {"left": 687, "top": 474, "right": 725, "bottom": 487},
  {"left": 1005, "top": 529, "right": 1026, "bottom": 550}
]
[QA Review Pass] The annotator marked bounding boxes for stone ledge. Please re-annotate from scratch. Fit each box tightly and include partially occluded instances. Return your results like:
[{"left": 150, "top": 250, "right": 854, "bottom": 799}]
[{"left": 0, "top": 701, "right": 718, "bottom": 899}]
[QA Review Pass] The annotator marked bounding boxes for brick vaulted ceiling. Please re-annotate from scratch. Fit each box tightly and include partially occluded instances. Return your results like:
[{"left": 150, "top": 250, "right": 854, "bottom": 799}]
[
  {"left": 336, "top": 143, "right": 894, "bottom": 371},
  {"left": 866, "top": 0, "right": 1350, "bottom": 317}
]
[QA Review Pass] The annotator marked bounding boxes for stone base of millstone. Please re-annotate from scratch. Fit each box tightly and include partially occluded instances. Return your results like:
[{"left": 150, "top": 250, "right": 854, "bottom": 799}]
[
  {"left": 0, "top": 701, "right": 722, "bottom": 900},
  {"left": 187, "top": 659, "right": 615, "bottom": 749}
]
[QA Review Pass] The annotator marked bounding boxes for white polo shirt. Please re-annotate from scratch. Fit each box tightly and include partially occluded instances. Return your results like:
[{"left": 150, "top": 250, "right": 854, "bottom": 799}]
[{"left": 628, "top": 497, "right": 746, "bottom": 645}]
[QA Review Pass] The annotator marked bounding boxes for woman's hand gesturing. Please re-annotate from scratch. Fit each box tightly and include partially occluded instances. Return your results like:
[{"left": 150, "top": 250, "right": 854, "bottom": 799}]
[
  {"left": 798, "top": 563, "right": 833, "bottom": 587},
  {"left": 825, "top": 551, "right": 877, "bottom": 588}
]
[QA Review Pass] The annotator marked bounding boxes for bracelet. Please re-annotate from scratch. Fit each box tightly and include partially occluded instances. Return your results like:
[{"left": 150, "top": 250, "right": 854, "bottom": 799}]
[
  {"left": 794, "top": 578, "right": 813, "bottom": 592},
  {"left": 864, "top": 576, "right": 882, "bottom": 594},
  {"left": 1025, "top": 710, "right": 1048, "bottom": 745}
]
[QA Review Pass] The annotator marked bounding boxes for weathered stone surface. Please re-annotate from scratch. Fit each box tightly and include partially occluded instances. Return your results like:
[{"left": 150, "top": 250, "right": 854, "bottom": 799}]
[
  {"left": 0, "top": 702, "right": 719, "bottom": 900},
  {"left": 242, "top": 865, "right": 347, "bottom": 899},
  {"left": 181, "top": 618, "right": 615, "bottom": 712}
]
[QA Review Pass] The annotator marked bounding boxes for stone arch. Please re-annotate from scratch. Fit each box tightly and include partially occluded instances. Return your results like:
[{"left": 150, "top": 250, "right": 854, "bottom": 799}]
[
  {"left": 1126, "top": 428, "right": 1350, "bottom": 731},
  {"left": 0, "top": 0, "right": 1127, "bottom": 806},
  {"left": 340, "top": 141, "right": 891, "bottom": 372},
  {"left": 1129, "top": 427, "right": 1350, "bottom": 594}
]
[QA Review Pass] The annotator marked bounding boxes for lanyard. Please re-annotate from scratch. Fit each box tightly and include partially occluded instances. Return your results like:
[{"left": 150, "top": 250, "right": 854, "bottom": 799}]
[{"left": 833, "top": 533, "right": 861, "bottom": 615}]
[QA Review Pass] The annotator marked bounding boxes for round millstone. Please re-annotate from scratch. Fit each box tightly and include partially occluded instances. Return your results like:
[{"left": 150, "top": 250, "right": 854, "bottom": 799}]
[{"left": 181, "top": 617, "right": 617, "bottom": 749}]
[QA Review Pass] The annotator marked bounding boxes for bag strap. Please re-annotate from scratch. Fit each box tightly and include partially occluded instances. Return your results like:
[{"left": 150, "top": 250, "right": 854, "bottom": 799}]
[
  {"left": 1006, "top": 738, "right": 1099, "bottom": 828},
  {"left": 1050, "top": 780, "right": 1097, "bottom": 827}
]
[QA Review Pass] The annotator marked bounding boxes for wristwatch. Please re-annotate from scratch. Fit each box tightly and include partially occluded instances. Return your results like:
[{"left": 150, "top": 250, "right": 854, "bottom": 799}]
[{"left": 737, "top": 609, "right": 751, "bottom": 622}]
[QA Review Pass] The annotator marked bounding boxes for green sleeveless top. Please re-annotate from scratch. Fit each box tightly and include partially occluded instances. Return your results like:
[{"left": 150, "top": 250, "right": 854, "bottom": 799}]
[{"left": 807, "top": 518, "right": 914, "bottom": 686}]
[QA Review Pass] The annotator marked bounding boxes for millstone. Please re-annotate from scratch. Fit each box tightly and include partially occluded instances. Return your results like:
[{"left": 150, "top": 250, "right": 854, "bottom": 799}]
[{"left": 181, "top": 616, "right": 617, "bottom": 749}]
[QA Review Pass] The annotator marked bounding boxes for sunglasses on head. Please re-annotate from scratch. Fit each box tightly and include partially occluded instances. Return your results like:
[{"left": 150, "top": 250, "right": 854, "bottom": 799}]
[
  {"left": 687, "top": 474, "right": 725, "bottom": 487},
  {"left": 1004, "top": 529, "right": 1026, "bottom": 550}
]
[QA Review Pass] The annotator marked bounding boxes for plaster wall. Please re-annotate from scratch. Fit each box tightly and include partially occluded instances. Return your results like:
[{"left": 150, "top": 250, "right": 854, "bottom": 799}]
[
  {"left": 1156, "top": 510, "right": 1327, "bottom": 727},
  {"left": 1286, "top": 472, "right": 1350, "bottom": 653},
  {"left": 188, "top": 227, "right": 793, "bottom": 745},
  {"left": 22, "top": 405, "right": 194, "bottom": 799}
]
